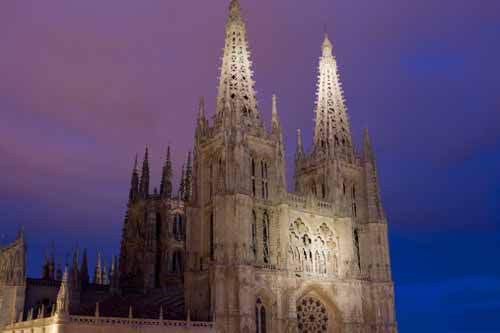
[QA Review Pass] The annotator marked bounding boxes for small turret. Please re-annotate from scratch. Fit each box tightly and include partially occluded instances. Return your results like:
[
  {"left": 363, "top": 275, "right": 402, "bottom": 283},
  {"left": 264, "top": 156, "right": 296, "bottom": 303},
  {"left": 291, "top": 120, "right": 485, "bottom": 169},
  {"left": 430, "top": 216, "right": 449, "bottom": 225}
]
[
  {"left": 362, "top": 129, "right": 385, "bottom": 223},
  {"left": 79, "top": 249, "right": 89, "bottom": 285},
  {"left": 93, "top": 253, "right": 102, "bottom": 285},
  {"left": 296, "top": 129, "right": 303, "bottom": 159},
  {"left": 178, "top": 163, "right": 185, "bottom": 199},
  {"left": 101, "top": 260, "right": 108, "bottom": 285},
  {"left": 56, "top": 263, "right": 62, "bottom": 281},
  {"left": 109, "top": 255, "right": 119, "bottom": 292},
  {"left": 55, "top": 268, "right": 70, "bottom": 316},
  {"left": 139, "top": 146, "right": 150, "bottom": 199},
  {"left": 48, "top": 245, "right": 55, "bottom": 280},
  {"left": 271, "top": 94, "right": 283, "bottom": 139},
  {"left": 129, "top": 155, "right": 140, "bottom": 202},
  {"left": 41, "top": 252, "right": 50, "bottom": 279},
  {"left": 160, "top": 147, "right": 173, "bottom": 199},
  {"left": 196, "top": 96, "right": 207, "bottom": 138}
]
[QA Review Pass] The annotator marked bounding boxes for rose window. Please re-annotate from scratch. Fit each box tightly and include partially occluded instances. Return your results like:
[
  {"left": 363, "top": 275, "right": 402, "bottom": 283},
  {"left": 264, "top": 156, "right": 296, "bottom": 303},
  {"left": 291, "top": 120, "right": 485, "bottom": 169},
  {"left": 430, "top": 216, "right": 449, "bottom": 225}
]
[{"left": 297, "top": 296, "right": 328, "bottom": 333}]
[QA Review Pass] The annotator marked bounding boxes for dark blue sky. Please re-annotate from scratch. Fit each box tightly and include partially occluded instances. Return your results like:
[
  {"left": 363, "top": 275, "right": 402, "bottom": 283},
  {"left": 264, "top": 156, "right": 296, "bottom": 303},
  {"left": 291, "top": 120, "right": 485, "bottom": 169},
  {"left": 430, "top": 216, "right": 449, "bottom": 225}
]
[{"left": 1, "top": 1, "right": 499, "bottom": 331}]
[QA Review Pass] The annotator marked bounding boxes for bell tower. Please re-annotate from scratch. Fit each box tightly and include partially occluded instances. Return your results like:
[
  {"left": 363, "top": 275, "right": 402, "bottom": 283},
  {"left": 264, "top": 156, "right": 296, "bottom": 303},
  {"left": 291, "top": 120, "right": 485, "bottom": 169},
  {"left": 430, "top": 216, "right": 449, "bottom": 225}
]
[{"left": 185, "top": 1, "right": 286, "bottom": 331}]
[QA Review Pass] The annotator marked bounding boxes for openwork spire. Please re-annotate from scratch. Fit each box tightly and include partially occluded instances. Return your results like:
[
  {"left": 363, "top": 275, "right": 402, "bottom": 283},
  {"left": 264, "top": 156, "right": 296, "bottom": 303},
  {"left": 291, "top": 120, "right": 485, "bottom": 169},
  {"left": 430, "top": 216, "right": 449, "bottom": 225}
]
[
  {"left": 313, "top": 34, "right": 352, "bottom": 151},
  {"left": 216, "top": 0, "right": 260, "bottom": 128}
]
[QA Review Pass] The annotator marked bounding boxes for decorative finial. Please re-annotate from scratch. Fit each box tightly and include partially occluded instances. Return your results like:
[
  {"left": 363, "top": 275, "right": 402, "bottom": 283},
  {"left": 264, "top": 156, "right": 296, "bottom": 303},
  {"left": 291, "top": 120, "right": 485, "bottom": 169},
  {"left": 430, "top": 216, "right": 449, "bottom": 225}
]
[{"left": 322, "top": 34, "right": 333, "bottom": 56}]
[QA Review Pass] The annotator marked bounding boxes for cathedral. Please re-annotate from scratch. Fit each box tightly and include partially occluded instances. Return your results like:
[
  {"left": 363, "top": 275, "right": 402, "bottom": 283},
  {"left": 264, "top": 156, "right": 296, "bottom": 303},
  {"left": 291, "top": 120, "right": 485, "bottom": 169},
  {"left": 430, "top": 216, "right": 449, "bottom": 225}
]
[{"left": 0, "top": 1, "right": 397, "bottom": 332}]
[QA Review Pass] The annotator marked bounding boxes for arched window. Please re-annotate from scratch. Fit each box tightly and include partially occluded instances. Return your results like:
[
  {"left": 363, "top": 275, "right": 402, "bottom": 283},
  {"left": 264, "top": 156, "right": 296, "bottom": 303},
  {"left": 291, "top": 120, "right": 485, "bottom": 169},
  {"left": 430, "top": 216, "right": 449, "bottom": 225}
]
[
  {"left": 262, "top": 212, "right": 270, "bottom": 264},
  {"left": 321, "top": 183, "right": 326, "bottom": 199},
  {"left": 311, "top": 181, "right": 317, "bottom": 196},
  {"left": 209, "top": 212, "right": 215, "bottom": 260},
  {"left": 252, "top": 211, "right": 257, "bottom": 259},
  {"left": 251, "top": 158, "right": 256, "bottom": 197},
  {"left": 352, "top": 185, "right": 357, "bottom": 217},
  {"left": 261, "top": 160, "right": 268, "bottom": 200},
  {"left": 255, "top": 297, "right": 267, "bottom": 333},
  {"left": 209, "top": 163, "right": 213, "bottom": 199},
  {"left": 354, "top": 229, "right": 361, "bottom": 270},
  {"left": 171, "top": 251, "right": 183, "bottom": 274}
]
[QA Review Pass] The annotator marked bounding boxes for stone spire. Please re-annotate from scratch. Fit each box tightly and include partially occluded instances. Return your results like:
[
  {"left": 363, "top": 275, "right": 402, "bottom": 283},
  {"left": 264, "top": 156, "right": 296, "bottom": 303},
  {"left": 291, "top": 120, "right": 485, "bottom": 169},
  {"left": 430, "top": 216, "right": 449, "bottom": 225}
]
[
  {"left": 129, "top": 155, "right": 140, "bottom": 202},
  {"left": 93, "top": 253, "right": 102, "bottom": 285},
  {"left": 184, "top": 152, "right": 192, "bottom": 202},
  {"left": 42, "top": 252, "right": 50, "bottom": 279},
  {"left": 160, "top": 147, "right": 173, "bottom": 199},
  {"left": 56, "top": 263, "right": 63, "bottom": 281},
  {"left": 101, "top": 260, "right": 108, "bottom": 285},
  {"left": 70, "top": 246, "right": 79, "bottom": 288},
  {"left": 215, "top": 0, "right": 261, "bottom": 129},
  {"left": 109, "top": 255, "right": 119, "bottom": 291},
  {"left": 178, "top": 163, "right": 185, "bottom": 199},
  {"left": 271, "top": 94, "right": 281, "bottom": 134},
  {"left": 198, "top": 96, "right": 206, "bottom": 124},
  {"left": 48, "top": 244, "right": 55, "bottom": 280},
  {"left": 296, "top": 129, "right": 303, "bottom": 158},
  {"left": 139, "top": 146, "right": 150, "bottom": 198},
  {"left": 362, "top": 129, "right": 385, "bottom": 223},
  {"left": 56, "top": 268, "right": 70, "bottom": 316},
  {"left": 313, "top": 34, "right": 352, "bottom": 152},
  {"left": 79, "top": 249, "right": 89, "bottom": 285}
]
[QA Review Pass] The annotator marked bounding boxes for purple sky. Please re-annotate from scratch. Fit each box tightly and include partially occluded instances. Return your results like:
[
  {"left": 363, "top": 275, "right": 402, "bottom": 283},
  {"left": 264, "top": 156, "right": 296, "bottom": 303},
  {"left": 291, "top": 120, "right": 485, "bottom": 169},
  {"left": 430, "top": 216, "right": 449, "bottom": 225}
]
[{"left": 1, "top": 1, "right": 500, "bottom": 331}]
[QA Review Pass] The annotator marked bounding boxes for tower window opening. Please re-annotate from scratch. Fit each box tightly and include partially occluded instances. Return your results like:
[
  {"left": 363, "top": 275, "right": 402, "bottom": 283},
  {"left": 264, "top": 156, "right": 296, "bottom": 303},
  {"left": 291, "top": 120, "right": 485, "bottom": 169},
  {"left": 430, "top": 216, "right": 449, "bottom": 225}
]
[
  {"left": 354, "top": 229, "right": 361, "bottom": 270},
  {"left": 251, "top": 158, "right": 256, "bottom": 196},
  {"left": 255, "top": 297, "right": 267, "bottom": 333},
  {"left": 252, "top": 211, "right": 257, "bottom": 259},
  {"left": 262, "top": 211, "right": 270, "bottom": 264},
  {"left": 209, "top": 163, "right": 213, "bottom": 199},
  {"left": 321, "top": 183, "right": 326, "bottom": 199},
  {"left": 209, "top": 212, "right": 214, "bottom": 261},
  {"left": 261, "top": 160, "right": 268, "bottom": 200}
]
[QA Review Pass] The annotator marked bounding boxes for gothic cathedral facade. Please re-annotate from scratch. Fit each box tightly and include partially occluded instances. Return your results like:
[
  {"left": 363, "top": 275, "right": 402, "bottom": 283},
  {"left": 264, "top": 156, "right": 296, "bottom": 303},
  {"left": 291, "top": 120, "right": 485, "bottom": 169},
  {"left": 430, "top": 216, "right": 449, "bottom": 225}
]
[{"left": 184, "top": 1, "right": 397, "bottom": 332}]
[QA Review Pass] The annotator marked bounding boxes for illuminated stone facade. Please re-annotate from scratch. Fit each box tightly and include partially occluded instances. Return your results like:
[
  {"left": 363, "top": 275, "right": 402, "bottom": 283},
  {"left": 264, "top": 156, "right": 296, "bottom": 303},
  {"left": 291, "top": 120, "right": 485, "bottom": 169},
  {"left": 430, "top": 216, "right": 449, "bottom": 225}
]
[{"left": 0, "top": 1, "right": 397, "bottom": 332}]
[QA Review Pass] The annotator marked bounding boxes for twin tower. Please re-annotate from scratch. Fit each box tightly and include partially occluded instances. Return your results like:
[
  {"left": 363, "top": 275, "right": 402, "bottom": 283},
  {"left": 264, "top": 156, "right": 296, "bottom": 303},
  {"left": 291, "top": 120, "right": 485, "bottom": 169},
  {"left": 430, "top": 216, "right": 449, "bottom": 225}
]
[{"left": 120, "top": 0, "right": 397, "bottom": 332}]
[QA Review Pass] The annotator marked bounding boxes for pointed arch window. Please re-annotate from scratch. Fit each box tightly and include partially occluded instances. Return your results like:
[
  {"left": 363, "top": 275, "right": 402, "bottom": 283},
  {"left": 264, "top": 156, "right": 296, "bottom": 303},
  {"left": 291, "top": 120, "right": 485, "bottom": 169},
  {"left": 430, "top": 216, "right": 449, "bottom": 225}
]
[
  {"left": 354, "top": 229, "right": 361, "bottom": 270},
  {"left": 209, "top": 163, "right": 213, "bottom": 199},
  {"left": 255, "top": 297, "right": 267, "bottom": 333},
  {"left": 209, "top": 212, "right": 215, "bottom": 261},
  {"left": 251, "top": 158, "right": 256, "bottom": 197},
  {"left": 262, "top": 211, "right": 270, "bottom": 264},
  {"left": 352, "top": 184, "right": 357, "bottom": 217},
  {"left": 261, "top": 160, "right": 268, "bottom": 200},
  {"left": 252, "top": 211, "right": 257, "bottom": 259}
]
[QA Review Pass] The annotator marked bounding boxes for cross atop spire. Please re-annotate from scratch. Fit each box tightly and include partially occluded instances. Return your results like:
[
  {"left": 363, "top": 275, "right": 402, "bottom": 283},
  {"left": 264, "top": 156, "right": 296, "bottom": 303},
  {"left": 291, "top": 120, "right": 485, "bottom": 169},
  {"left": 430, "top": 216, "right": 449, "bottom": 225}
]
[{"left": 215, "top": 0, "right": 261, "bottom": 129}]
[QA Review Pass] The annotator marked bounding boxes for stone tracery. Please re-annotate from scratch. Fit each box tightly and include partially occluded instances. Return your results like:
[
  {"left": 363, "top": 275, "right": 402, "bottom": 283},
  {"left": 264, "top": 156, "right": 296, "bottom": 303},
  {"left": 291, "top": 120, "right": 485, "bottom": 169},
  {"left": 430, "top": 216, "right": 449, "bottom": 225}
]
[
  {"left": 288, "top": 220, "right": 338, "bottom": 275},
  {"left": 297, "top": 296, "right": 329, "bottom": 333}
]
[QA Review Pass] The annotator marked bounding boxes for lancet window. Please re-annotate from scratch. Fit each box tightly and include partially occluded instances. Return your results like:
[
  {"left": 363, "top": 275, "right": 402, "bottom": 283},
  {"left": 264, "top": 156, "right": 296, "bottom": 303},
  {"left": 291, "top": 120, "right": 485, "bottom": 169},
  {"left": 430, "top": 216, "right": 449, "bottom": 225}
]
[
  {"left": 262, "top": 211, "right": 270, "bottom": 264},
  {"left": 354, "top": 229, "right": 361, "bottom": 269},
  {"left": 255, "top": 297, "right": 267, "bottom": 333},
  {"left": 209, "top": 212, "right": 215, "bottom": 260},
  {"left": 252, "top": 211, "right": 257, "bottom": 259},
  {"left": 261, "top": 160, "right": 268, "bottom": 200},
  {"left": 251, "top": 158, "right": 256, "bottom": 197}
]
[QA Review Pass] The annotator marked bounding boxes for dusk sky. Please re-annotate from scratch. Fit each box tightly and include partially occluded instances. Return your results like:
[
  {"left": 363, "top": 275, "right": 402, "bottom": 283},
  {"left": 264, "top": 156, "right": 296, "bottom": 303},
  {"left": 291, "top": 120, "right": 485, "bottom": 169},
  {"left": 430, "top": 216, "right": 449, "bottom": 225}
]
[{"left": 1, "top": 0, "right": 499, "bottom": 331}]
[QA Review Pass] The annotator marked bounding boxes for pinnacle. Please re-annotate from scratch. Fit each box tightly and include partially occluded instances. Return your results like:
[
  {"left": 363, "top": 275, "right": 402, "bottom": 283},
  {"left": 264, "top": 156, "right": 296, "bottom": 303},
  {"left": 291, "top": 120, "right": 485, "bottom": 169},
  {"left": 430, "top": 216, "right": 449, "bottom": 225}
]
[{"left": 322, "top": 34, "right": 333, "bottom": 56}]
